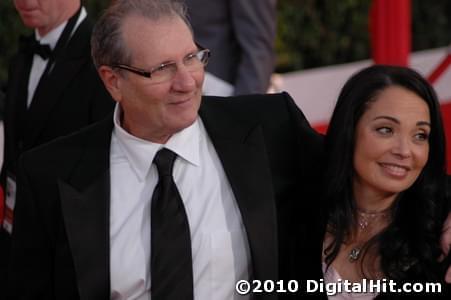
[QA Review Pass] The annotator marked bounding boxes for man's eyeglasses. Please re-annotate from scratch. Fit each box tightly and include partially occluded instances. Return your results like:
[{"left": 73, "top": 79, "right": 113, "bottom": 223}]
[{"left": 111, "top": 49, "right": 210, "bottom": 84}]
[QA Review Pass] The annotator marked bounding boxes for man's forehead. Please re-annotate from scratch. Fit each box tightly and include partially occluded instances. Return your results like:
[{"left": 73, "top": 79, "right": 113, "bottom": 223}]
[
  {"left": 121, "top": 13, "right": 189, "bottom": 33},
  {"left": 122, "top": 15, "right": 196, "bottom": 62}
]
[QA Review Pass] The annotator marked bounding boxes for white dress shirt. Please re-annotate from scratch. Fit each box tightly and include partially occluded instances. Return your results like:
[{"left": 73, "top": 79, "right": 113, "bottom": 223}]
[
  {"left": 110, "top": 104, "right": 251, "bottom": 299},
  {"left": 27, "top": 7, "right": 87, "bottom": 107}
]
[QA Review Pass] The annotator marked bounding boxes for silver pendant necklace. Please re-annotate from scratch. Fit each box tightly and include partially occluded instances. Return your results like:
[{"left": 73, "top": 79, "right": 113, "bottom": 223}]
[
  {"left": 348, "top": 247, "right": 361, "bottom": 262},
  {"left": 348, "top": 208, "right": 389, "bottom": 262}
]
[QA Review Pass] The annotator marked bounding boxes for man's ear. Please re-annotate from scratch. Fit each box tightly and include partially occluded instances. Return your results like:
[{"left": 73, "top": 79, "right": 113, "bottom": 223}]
[{"left": 98, "top": 66, "right": 123, "bottom": 103}]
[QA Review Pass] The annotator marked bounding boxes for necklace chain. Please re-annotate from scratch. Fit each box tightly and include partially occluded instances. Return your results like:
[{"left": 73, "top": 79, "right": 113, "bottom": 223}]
[
  {"left": 357, "top": 209, "right": 388, "bottom": 231},
  {"left": 348, "top": 208, "right": 390, "bottom": 262}
]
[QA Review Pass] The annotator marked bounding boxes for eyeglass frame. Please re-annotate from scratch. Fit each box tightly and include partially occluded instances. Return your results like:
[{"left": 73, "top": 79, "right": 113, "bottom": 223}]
[{"left": 110, "top": 46, "right": 210, "bottom": 80}]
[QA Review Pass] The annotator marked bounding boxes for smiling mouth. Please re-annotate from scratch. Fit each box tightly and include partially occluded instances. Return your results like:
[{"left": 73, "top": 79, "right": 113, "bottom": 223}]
[
  {"left": 170, "top": 98, "right": 191, "bottom": 105},
  {"left": 19, "top": 9, "right": 39, "bottom": 18},
  {"left": 19, "top": 8, "right": 38, "bottom": 13},
  {"left": 379, "top": 163, "right": 411, "bottom": 177}
]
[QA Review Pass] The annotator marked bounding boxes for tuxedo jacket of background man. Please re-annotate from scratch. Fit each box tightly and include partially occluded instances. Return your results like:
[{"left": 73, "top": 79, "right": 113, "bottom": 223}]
[
  {"left": 8, "top": 92, "right": 324, "bottom": 300},
  {"left": 0, "top": 5, "right": 114, "bottom": 289},
  {"left": 185, "top": 0, "right": 277, "bottom": 96}
]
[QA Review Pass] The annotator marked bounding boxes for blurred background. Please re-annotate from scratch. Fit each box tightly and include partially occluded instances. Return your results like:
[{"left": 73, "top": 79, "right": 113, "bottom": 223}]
[
  {"left": 1, "top": 0, "right": 450, "bottom": 83},
  {"left": 1, "top": 0, "right": 450, "bottom": 168}
]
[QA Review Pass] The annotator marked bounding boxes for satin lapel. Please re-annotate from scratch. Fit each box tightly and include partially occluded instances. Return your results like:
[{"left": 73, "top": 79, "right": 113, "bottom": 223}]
[
  {"left": 5, "top": 45, "right": 31, "bottom": 117},
  {"left": 24, "top": 19, "right": 92, "bottom": 148},
  {"left": 4, "top": 39, "right": 33, "bottom": 163},
  {"left": 199, "top": 100, "right": 278, "bottom": 286},
  {"left": 58, "top": 117, "right": 113, "bottom": 300}
]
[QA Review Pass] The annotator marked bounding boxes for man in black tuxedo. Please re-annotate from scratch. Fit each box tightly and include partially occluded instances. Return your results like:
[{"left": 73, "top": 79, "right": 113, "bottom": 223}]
[
  {"left": 7, "top": 0, "right": 322, "bottom": 299},
  {"left": 0, "top": 0, "right": 113, "bottom": 290}
]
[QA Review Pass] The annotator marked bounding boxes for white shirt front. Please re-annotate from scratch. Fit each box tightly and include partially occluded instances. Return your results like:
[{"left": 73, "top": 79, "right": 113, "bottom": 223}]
[
  {"left": 109, "top": 105, "right": 251, "bottom": 299},
  {"left": 27, "top": 7, "right": 87, "bottom": 107}
]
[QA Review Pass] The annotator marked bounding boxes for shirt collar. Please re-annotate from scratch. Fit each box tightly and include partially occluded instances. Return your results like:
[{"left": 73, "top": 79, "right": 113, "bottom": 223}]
[
  {"left": 35, "top": 7, "right": 87, "bottom": 50},
  {"left": 35, "top": 20, "right": 66, "bottom": 50},
  {"left": 112, "top": 104, "right": 201, "bottom": 181}
]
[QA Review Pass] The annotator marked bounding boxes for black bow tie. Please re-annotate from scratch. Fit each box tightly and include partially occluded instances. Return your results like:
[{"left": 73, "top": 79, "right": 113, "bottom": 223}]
[{"left": 29, "top": 39, "right": 52, "bottom": 60}]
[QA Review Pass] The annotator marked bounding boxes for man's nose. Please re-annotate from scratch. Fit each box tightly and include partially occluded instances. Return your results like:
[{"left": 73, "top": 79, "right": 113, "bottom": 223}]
[{"left": 171, "top": 64, "right": 197, "bottom": 91}]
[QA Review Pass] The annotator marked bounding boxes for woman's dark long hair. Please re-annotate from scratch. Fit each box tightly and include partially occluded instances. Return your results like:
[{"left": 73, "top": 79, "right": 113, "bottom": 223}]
[{"left": 323, "top": 65, "right": 447, "bottom": 280}]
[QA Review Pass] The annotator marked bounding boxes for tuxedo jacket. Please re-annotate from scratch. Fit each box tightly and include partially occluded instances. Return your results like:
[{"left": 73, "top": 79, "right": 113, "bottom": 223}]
[
  {"left": 186, "top": 0, "right": 277, "bottom": 95},
  {"left": 2, "top": 16, "right": 114, "bottom": 180},
  {"left": 8, "top": 93, "right": 324, "bottom": 300},
  {"left": 0, "top": 14, "right": 114, "bottom": 294}
]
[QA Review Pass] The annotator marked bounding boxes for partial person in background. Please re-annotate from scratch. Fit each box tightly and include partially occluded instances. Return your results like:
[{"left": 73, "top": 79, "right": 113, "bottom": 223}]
[
  {"left": 185, "top": 0, "right": 277, "bottom": 96},
  {"left": 291, "top": 65, "right": 450, "bottom": 299},
  {"left": 1, "top": 0, "right": 114, "bottom": 228},
  {"left": 0, "top": 0, "right": 114, "bottom": 289}
]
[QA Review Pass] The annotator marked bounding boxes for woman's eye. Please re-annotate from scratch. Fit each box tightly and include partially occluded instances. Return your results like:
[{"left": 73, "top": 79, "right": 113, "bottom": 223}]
[{"left": 414, "top": 132, "right": 429, "bottom": 141}]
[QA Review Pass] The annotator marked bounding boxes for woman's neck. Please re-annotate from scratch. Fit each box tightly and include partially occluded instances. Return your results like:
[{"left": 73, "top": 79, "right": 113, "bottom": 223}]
[{"left": 353, "top": 182, "right": 398, "bottom": 213}]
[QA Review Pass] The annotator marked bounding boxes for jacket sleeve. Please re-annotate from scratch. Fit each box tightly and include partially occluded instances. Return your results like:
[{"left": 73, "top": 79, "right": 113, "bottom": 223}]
[{"left": 7, "top": 155, "right": 54, "bottom": 299}]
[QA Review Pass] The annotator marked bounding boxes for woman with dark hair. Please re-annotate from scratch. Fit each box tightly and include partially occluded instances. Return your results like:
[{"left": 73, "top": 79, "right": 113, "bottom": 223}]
[{"left": 292, "top": 65, "right": 450, "bottom": 299}]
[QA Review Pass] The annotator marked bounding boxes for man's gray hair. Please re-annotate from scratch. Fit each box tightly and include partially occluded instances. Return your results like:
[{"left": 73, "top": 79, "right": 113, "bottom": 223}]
[{"left": 91, "top": 0, "right": 192, "bottom": 68}]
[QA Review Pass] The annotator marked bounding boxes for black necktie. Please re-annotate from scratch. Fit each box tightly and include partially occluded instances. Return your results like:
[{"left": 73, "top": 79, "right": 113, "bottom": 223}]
[
  {"left": 29, "top": 39, "right": 52, "bottom": 60},
  {"left": 151, "top": 148, "right": 193, "bottom": 299}
]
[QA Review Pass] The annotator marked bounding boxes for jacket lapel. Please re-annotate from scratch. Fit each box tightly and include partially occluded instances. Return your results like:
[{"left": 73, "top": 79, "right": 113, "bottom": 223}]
[
  {"left": 24, "top": 18, "right": 93, "bottom": 148},
  {"left": 4, "top": 37, "right": 34, "bottom": 165},
  {"left": 199, "top": 99, "right": 279, "bottom": 287},
  {"left": 58, "top": 116, "right": 113, "bottom": 300}
]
